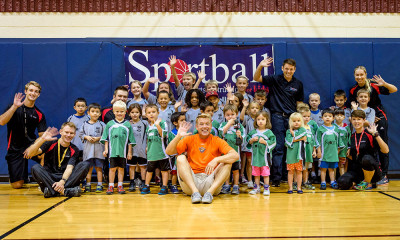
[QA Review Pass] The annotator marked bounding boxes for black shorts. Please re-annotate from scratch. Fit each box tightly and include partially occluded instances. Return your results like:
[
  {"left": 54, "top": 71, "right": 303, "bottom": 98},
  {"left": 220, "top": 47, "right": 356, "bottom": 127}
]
[
  {"left": 6, "top": 150, "right": 40, "bottom": 183},
  {"left": 109, "top": 157, "right": 126, "bottom": 168},
  {"left": 147, "top": 159, "right": 171, "bottom": 172},
  {"left": 127, "top": 156, "right": 147, "bottom": 166},
  {"left": 232, "top": 161, "right": 241, "bottom": 171}
]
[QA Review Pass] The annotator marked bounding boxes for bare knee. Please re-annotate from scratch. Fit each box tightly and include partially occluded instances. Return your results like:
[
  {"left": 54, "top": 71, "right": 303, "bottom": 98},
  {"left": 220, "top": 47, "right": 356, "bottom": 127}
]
[
  {"left": 176, "top": 155, "right": 188, "bottom": 166},
  {"left": 11, "top": 180, "right": 24, "bottom": 189}
]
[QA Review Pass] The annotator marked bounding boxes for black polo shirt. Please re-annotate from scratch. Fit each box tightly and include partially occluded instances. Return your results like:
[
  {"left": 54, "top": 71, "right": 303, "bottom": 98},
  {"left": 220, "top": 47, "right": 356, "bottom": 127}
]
[
  {"left": 5, "top": 104, "right": 47, "bottom": 152},
  {"left": 40, "top": 140, "right": 79, "bottom": 174},
  {"left": 262, "top": 74, "right": 304, "bottom": 115}
]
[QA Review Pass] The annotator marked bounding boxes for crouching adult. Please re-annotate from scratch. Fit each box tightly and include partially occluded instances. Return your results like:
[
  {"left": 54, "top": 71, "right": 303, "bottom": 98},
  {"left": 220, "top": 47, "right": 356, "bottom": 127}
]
[
  {"left": 338, "top": 110, "right": 389, "bottom": 190},
  {"left": 25, "top": 122, "right": 90, "bottom": 198},
  {"left": 165, "top": 114, "right": 240, "bottom": 204}
]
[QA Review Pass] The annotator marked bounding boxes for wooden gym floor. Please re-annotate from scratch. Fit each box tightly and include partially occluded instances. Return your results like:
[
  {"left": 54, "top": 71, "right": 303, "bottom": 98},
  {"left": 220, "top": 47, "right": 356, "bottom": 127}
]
[{"left": 1, "top": 181, "right": 400, "bottom": 240}]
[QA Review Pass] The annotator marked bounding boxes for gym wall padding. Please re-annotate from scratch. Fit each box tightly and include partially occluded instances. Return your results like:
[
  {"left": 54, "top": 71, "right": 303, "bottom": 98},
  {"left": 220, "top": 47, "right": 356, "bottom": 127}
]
[{"left": 0, "top": 39, "right": 399, "bottom": 176}]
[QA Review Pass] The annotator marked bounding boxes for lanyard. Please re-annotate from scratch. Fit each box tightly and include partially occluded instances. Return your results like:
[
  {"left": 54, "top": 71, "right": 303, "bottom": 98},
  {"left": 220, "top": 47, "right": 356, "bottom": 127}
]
[
  {"left": 58, "top": 140, "right": 68, "bottom": 168},
  {"left": 354, "top": 130, "right": 364, "bottom": 156},
  {"left": 23, "top": 106, "right": 28, "bottom": 137}
]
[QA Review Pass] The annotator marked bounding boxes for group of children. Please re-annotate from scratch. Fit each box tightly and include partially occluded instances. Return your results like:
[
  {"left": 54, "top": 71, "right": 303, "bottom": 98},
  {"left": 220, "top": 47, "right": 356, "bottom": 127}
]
[{"left": 64, "top": 55, "right": 372, "bottom": 196}]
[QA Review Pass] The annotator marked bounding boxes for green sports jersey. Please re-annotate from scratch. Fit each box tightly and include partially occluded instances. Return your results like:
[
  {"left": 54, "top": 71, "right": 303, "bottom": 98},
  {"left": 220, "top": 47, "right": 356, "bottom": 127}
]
[
  {"left": 315, "top": 125, "right": 345, "bottom": 163},
  {"left": 100, "top": 120, "right": 136, "bottom": 158},
  {"left": 146, "top": 120, "right": 168, "bottom": 161},
  {"left": 308, "top": 120, "right": 318, "bottom": 136},
  {"left": 304, "top": 125, "right": 315, "bottom": 163},
  {"left": 246, "top": 129, "right": 276, "bottom": 167},
  {"left": 193, "top": 120, "right": 220, "bottom": 136},
  {"left": 218, "top": 121, "right": 245, "bottom": 162},
  {"left": 334, "top": 123, "right": 351, "bottom": 158},
  {"left": 285, "top": 127, "right": 307, "bottom": 164}
]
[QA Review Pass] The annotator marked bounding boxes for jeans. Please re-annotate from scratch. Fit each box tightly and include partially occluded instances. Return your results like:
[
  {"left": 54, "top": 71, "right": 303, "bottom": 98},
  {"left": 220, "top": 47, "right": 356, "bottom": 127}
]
[{"left": 270, "top": 113, "right": 289, "bottom": 182}]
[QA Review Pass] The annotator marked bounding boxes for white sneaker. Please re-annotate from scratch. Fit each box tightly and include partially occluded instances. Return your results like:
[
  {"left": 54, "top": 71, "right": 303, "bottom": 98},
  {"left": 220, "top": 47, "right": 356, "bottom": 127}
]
[
  {"left": 247, "top": 181, "right": 254, "bottom": 189},
  {"left": 263, "top": 187, "right": 270, "bottom": 196},
  {"left": 249, "top": 188, "right": 260, "bottom": 195}
]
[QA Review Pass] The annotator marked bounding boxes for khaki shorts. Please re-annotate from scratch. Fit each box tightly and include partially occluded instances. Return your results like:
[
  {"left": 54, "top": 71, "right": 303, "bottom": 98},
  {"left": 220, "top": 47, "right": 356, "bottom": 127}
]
[{"left": 178, "top": 166, "right": 224, "bottom": 196}]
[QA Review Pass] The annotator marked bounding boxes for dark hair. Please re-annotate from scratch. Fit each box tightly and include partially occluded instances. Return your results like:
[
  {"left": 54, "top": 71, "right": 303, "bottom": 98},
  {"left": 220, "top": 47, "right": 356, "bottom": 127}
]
[
  {"left": 171, "top": 112, "right": 186, "bottom": 124},
  {"left": 351, "top": 109, "right": 366, "bottom": 119},
  {"left": 88, "top": 103, "right": 101, "bottom": 111},
  {"left": 334, "top": 108, "right": 345, "bottom": 116},
  {"left": 157, "top": 90, "right": 170, "bottom": 100},
  {"left": 114, "top": 86, "right": 129, "bottom": 95},
  {"left": 321, "top": 108, "right": 335, "bottom": 117},
  {"left": 128, "top": 103, "right": 142, "bottom": 116},
  {"left": 156, "top": 82, "right": 176, "bottom": 105},
  {"left": 232, "top": 92, "right": 244, "bottom": 112},
  {"left": 283, "top": 58, "right": 296, "bottom": 67},
  {"left": 200, "top": 101, "right": 214, "bottom": 112},
  {"left": 185, "top": 89, "right": 205, "bottom": 108},
  {"left": 334, "top": 89, "right": 347, "bottom": 98},
  {"left": 145, "top": 104, "right": 159, "bottom": 113},
  {"left": 255, "top": 89, "right": 267, "bottom": 98},
  {"left": 74, "top": 97, "right": 87, "bottom": 106}
]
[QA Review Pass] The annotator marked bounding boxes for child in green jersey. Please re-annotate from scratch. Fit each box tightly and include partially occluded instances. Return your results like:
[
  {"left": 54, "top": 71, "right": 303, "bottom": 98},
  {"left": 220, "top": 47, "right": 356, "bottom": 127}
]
[
  {"left": 285, "top": 112, "right": 307, "bottom": 194},
  {"left": 334, "top": 108, "right": 351, "bottom": 176}
]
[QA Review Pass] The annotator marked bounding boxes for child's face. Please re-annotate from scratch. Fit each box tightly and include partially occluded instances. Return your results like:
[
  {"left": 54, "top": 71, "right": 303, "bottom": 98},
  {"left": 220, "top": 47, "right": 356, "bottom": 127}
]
[
  {"left": 173, "top": 115, "right": 186, "bottom": 129},
  {"left": 207, "top": 96, "right": 219, "bottom": 109},
  {"left": 334, "top": 96, "right": 346, "bottom": 108},
  {"left": 301, "top": 111, "right": 311, "bottom": 124},
  {"left": 158, "top": 93, "right": 170, "bottom": 108},
  {"left": 224, "top": 110, "right": 238, "bottom": 121},
  {"left": 292, "top": 117, "right": 302, "bottom": 129},
  {"left": 182, "top": 75, "right": 195, "bottom": 90},
  {"left": 255, "top": 96, "right": 267, "bottom": 107},
  {"left": 230, "top": 96, "right": 240, "bottom": 108},
  {"left": 88, "top": 108, "right": 101, "bottom": 121},
  {"left": 206, "top": 84, "right": 218, "bottom": 92},
  {"left": 202, "top": 106, "right": 215, "bottom": 117},
  {"left": 236, "top": 78, "right": 248, "bottom": 93},
  {"left": 351, "top": 116, "right": 365, "bottom": 130},
  {"left": 249, "top": 105, "right": 260, "bottom": 116},
  {"left": 335, "top": 114, "right": 345, "bottom": 124},
  {"left": 113, "top": 106, "right": 126, "bottom": 121},
  {"left": 145, "top": 107, "right": 159, "bottom": 122},
  {"left": 322, "top": 113, "right": 334, "bottom": 125},
  {"left": 74, "top": 101, "right": 87, "bottom": 115},
  {"left": 309, "top": 96, "right": 320, "bottom": 110},
  {"left": 159, "top": 83, "right": 170, "bottom": 93},
  {"left": 357, "top": 93, "right": 370, "bottom": 106},
  {"left": 256, "top": 115, "right": 267, "bottom": 129},
  {"left": 129, "top": 108, "right": 141, "bottom": 121},
  {"left": 131, "top": 83, "right": 142, "bottom": 97},
  {"left": 190, "top": 92, "right": 199, "bottom": 107}
]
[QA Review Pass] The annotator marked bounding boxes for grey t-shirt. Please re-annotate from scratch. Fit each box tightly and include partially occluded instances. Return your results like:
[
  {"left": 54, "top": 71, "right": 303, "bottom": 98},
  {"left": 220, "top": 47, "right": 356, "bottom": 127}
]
[
  {"left": 311, "top": 109, "right": 324, "bottom": 127},
  {"left": 186, "top": 108, "right": 201, "bottom": 133},
  {"left": 130, "top": 120, "right": 149, "bottom": 159},
  {"left": 67, "top": 114, "right": 90, "bottom": 151},
  {"left": 79, "top": 120, "right": 106, "bottom": 161}
]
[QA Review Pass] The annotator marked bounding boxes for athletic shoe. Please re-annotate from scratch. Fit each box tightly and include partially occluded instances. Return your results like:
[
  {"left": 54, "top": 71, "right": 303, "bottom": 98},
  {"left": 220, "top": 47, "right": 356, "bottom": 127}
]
[
  {"left": 271, "top": 181, "right": 280, "bottom": 187},
  {"left": 129, "top": 181, "right": 136, "bottom": 192},
  {"left": 320, "top": 183, "right": 327, "bottom": 190},
  {"left": 64, "top": 186, "right": 82, "bottom": 197},
  {"left": 231, "top": 185, "right": 240, "bottom": 195},
  {"left": 191, "top": 192, "right": 202, "bottom": 204},
  {"left": 84, "top": 185, "right": 91, "bottom": 193},
  {"left": 377, "top": 176, "right": 389, "bottom": 185},
  {"left": 247, "top": 181, "right": 254, "bottom": 189},
  {"left": 201, "top": 192, "right": 213, "bottom": 204},
  {"left": 240, "top": 175, "right": 248, "bottom": 184},
  {"left": 221, "top": 184, "right": 231, "bottom": 194},
  {"left": 297, "top": 190, "right": 303, "bottom": 194},
  {"left": 287, "top": 190, "right": 293, "bottom": 194},
  {"left": 118, "top": 186, "right": 126, "bottom": 194},
  {"left": 293, "top": 182, "right": 297, "bottom": 191},
  {"left": 249, "top": 187, "right": 260, "bottom": 195},
  {"left": 95, "top": 185, "right": 103, "bottom": 193},
  {"left": 354, "top": 181, "right": 372, "bottom": 191},
  {"left": 158, "top": 185, "right": 168, "bottom": 195},
  {"left": 81, "top": 179, "right": 87, "bottom": 188},
  {"left": 331, "top": 181, "right": 339, "bottom": 189},
  {"left": 170, "top": 185, "right": 179, "bottom": 194},
  {"left": 106, "top": 186, "right": 114, "bottom": 195},
  {"left": 303, "top": 182, "right": 315, "bottom": 190},
  {"left": 134, "top": 178, "right": 143, "bottom": 189},
  {"left": 43, "top": 187, "right": 59, "bottom": 198},
  {"left": 263, "top": 187, "right": 270, "bottom": 196},
  {"left": 139, "top": 182, "right": 145, "bottom": 192},
  {"left": 141, "top": 185, "right": 150, "bottom": 194}
]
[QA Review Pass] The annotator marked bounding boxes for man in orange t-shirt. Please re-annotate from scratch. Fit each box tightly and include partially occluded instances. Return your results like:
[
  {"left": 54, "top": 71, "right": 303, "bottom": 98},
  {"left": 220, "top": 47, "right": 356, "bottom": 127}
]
[{"left": 166, "top": 113, "right": 239, "bottom": 204}]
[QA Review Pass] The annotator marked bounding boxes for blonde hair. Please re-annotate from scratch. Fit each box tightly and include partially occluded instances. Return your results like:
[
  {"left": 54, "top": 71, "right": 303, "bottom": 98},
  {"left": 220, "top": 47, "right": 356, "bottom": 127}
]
[
  {"left": 236, "top": 75, "right": 249, "bottom": 83},
  {"left": 205, "top": 80, "right": 218, "bottom": 90},
  {"left": 130, "top": 80, "right": 142, "bottom": 88},
  {"left": 289, "top": 112, "right": 304, "bottom": 129},
  {"left": 61, "top": 122, "right": 77, "bottom": 131},
  {"left": 354, "top": 66, "right": 371, "bottom": 93},
  {"left": 195, "top": 113, "right": 212, "bottom": 124},
  {"left": 113, "top": 100, "right": 127, "bottom": 110},
  {"left": 357, "top": 88, "right": 370, "bottom": 97},
  {"left": 25, "top": 81, "right": 41, "bottom": 93},
  {"left": 254, "top": 111, "right": 272, "bottom": 130},
  {"left": 183, "top": 72, "right": 196, "bottom": 82},
  {"left": 308, "top": 93, "right": 320, "bottom": 100},
  {"left": 297, "top": 102, "right": 310, "bottom": 113}
]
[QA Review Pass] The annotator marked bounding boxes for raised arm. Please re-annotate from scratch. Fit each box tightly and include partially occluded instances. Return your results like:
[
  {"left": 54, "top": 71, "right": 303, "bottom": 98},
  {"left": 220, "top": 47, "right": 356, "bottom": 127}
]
[
  {"left": 169, "top": 55, "right": 181, "bottom": 88},
  {"left": 367, "top": 123, "right": 389, "bottom": 154},
  {"left": 193, "top": 70, "right": 206, "bottom": 89},
  {"left": 165, "top": 121, "right": 192, "bottom": 155},
  {"left": 373, "top": 75, "right": 397, "bottom": 93},
  {"left": 23, "top": 127, "right": 59, "bottom": 159},
  {"left": 0, "top": 93, "right": 25, "bottom": 126},
  {"left": 142, "top": 77, "right": 159, "bottom": 100},
  {"left": 253, "top": 57, "right": 273, "bottom": 83}
]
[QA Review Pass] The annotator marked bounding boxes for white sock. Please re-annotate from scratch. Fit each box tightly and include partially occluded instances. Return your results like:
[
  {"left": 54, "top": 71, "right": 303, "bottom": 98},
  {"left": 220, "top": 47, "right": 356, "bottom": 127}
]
[
  {"left": 109, "top": 183, "right": 113, "bottom": 187},
  {"left": 86, "top": 182, "right": 91, "bottom": 186},
  {"left": 98, "top": 182, "right": 102, "bottom": 186},
  {"left": 118, "top": 182, "right": 123, "bottom": 187}
]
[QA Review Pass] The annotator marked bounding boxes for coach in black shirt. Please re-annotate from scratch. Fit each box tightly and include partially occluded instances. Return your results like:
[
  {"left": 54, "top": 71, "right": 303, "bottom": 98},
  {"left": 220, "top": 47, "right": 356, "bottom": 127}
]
[
  {"left": 254, "top": 58, "right": 304, "bottom": 187},
  {"left": 0, "top": 81, "right": 47, "bottom": 189}
]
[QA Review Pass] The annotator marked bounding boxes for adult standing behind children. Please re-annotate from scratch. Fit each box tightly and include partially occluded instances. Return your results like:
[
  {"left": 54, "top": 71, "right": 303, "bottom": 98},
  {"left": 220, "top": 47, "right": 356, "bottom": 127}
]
[
  {"left": 349, "top": 66, "right": 397, "bottom": 185},
  {"left": 253, "top": 58, "right": 304, "bottom": 187},
  {"left": 165, "top": 114, "right": 239, "bottom": 204},
  {"left": 102, "top": 86, "right": 130, "bottom": 124},
  {"left": 0, "top": 81, "right": 47, "bottom": 189}
]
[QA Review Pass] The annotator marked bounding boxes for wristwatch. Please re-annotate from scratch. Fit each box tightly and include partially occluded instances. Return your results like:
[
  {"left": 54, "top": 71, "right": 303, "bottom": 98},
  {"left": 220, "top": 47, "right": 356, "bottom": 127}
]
[
  {"left": 373, "top": 132, "right": 380, "bottom": 137},
  {"left": 61, "top": 178, "right": 67, "bottom": 183}
]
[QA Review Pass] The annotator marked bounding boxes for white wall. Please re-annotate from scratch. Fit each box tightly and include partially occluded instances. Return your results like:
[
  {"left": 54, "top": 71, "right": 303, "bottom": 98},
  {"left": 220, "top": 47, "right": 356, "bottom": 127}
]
[{"left": 0, "top": 12, "right": 399, "bottom": 38}]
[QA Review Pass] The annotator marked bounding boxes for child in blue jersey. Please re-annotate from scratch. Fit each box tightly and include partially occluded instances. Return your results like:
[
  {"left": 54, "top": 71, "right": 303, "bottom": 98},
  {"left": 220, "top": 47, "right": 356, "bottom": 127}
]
[
  {"left": 254, "top": 89, "right": 271, "bottom": 117},
  {"left": 334, "top": 108, "right": 351, "bottom": 176},
  {"left": 351, "top": 89, "right": 376, "bottom": 127},
  {"left": 127, "top": 80, "right": 148, "bottom": 115},
  {"left": 67, "top": 98, "right": 90, "bottom": 158},
  {"left": 142, "top": 77, "right": 176, "bottom": 108},
  {"left": 185, "top": 89, "right": 206, "bottom": 133},
  {"left": 205, "top": 91, "right": 224, "bottom": 124},
  {"left": 332, "top": 90, "right": 351, "bottom": 126},
  {"left": 128, "top": 103, "right": 148, "bottom": 192},
  {"left": 101, "top": 100, "right": 136, "bottom": 195},
  {"left": 168, "top": 112, "right": 186, "bottom": 194},
  {"left": 79, "top": 103, "right": 105, "bottom": 193},
  {"left": 141, "top": 104, "right": 171, "bottom": 195},
  {"left": 156, "top": 90, "right": 175, "bottom": 133},
  {"left": 309, "top": 93, "right": 324, "bottom": 127}
]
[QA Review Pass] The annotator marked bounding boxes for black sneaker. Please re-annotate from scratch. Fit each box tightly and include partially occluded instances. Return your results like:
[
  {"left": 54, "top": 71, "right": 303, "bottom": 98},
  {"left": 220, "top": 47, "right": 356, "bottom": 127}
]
[
  {"left": 43, "top": 187, "right": 59, "bottom": 198},
  {"left": 64, "top": 186, "right": 82, "bottom": 197},
  {"left": 158, "top": 185, "right": 168, "bottom": 195},
  {"left": 272, "top": 181, "right": 280, "bottom": 187},
  {"left": 129, "top": 181, "right": 136, "bottom": 192}
]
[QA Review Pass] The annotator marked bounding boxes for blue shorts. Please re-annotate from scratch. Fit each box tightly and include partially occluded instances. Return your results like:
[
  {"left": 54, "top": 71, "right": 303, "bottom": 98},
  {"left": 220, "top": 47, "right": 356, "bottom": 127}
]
[
  {"left": 320, "top": 161, "right": 338, "bottom": 169},
  {"left": 86, "top": 158, "right": 105, "bottom": 168}
]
